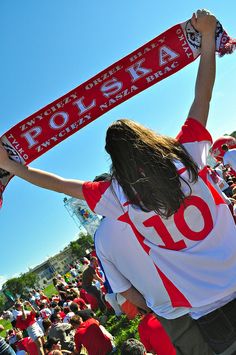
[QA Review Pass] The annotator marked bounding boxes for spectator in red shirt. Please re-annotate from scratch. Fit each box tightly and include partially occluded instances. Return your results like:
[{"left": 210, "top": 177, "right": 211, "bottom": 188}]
[
  {"left": 53, "top": 306, "right": 66, "bottom": 321},
  {"left": 15, "top": 301, "right": 44, "bottom": 355},
  {"left": 138, "top": 313, "right": 176, "bottom": 355},
  {"left": 80, "top": 288, "right": 98, "bottom": 310},
  {"left": 73, "top": 296, "right": 88, "bottom": 310},
  {"left": 70, "top": 315, "right": 114, "bottom": 355},
  {"left": 39, "top": 290, "right": 50, "bottom": 304},
  {"left": 15, "top": 330, "right": 38, "bottom": 355}
]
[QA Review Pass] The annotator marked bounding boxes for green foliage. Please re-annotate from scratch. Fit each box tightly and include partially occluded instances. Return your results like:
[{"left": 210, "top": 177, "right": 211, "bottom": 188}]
[
  {"left": 0, "top": 294, "right": 7, "bottom": 312},
  {"left": 230, "top": 131, "right": 236, "bottom": 139},
  {"left": 99, "top": 313, "right": 140, "bottom": 353},
  {"left": 107, "top": 315, "right": 140, "bottom": 351},
  {"left": 3, "top": 272, "right": 38, "bottom": 299},
  {"left": 69, "top": 232, "right": 93, "bottom": 258},
  {"left": 0, "top": 319, "right": 12, "bottom": 338}
]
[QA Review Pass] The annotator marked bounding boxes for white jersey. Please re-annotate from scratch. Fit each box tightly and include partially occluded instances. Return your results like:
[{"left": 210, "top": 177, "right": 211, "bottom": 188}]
[
  {"left": 84, "top": 118, "right": 236, "bottom": 319},
  {"left": 223, "top": 148, "right": 236, "bottom": 171}
]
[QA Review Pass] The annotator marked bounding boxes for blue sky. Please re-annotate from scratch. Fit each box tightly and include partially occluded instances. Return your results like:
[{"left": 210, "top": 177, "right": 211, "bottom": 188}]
[{"left": 0, "top": 0, "right": 236, "bottom": 288}]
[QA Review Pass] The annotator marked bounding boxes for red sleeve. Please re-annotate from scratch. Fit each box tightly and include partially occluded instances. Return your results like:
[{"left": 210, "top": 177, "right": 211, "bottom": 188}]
[
  {"left": 16, "top": 340, "right": 27, "bottom": 351},
  {"left": 74, "top": 332, "right": 82, "bottom": 352},
  {"left": 138, "top": 323, "right": 151, "bottom": 351},
  {"left": 176, "top": 118, "right": 212, "bottom": 144},
  {"left": 79, "top": 299, "right": 87, "bottom": 309},
  {"left": 139, "top": 316, "right": 176, "bottom": 355},
  {"left": 82, "top": 181, "right": 111, "bottom": 211}
]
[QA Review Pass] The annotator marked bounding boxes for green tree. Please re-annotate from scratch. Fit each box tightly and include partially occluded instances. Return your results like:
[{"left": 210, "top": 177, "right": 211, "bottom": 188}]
[
  {"left": 3, "top": 272, "right": 38, "bottom": 299},
  {"left": 230, "top": 131, "right": 236, "bottom": 139},
  {"left": 0, "top": 294, "right": 7, "bottom": 312},
  {"left": 69, "top": 232, "right": 93, "bottom": 258},
  {"left": 4, "top": 278, "right": 22, "bottom": 297},
  {"left": 21, "top": 272, "right": 38, "bottom": 290}
]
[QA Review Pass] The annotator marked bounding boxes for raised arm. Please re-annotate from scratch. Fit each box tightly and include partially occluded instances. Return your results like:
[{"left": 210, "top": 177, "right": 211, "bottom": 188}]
[
  {"left": 0, "top": 142, "right": 85, "bottom": 200},
  {"left": 188, "top": 9, "right": 216, "bottom": 127}
]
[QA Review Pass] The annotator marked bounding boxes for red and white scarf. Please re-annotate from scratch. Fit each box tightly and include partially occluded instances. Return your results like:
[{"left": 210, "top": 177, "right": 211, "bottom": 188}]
[{"left": 0, "top": 17, "right": 235, "bottom": 206}]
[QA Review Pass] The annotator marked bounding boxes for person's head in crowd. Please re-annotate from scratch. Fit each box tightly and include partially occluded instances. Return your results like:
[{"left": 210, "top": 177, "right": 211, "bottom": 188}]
[
  {"left": 2, "top": 311, "right": 11, "bottom": 320},
  {"left": 50, "top": 301, "right": 58, "bottom": 309},
  {"left": 54, "top": 305, "right": 62, "bottom": 314},
  {"left": 50, "top": 313, "right": 62, "bottom": 324},
  {"left": 63, "top": 306, "right": 70, "bottom": 315},
  {"left": 69, "top": 302, "right": 79, "bottom": 314},
  {"left": 52, "top": 278, "right": 58, "bottom": 287},
  {"left": 70, "top": 315, "right": 83, "bottom": 329},
  {"left": 44, "top": 337, "right": 62, "bottom": 353},
  {"left": 42, "top": 318, "right": 52, "bottom": 333},
  {"left": 80, "top": 257, "right": 90, "bottom": 265},
  {"left": 6, "top": 329, "right": 15, "bottom": 340},
  {"left": 71, "top": 290, "right": 80, "bottom": 298},
  {"left": 34, "top": 311, "right": 41, "bottom": 320},
  {"left": 66, "top": 295, "right": 74, "bottom": 302},
  {"left": 52, "top": 294, "right": 59, "bottom": 299},
  {"left": 59, "top": 291, "right": 67, "bottom": 300},
  {"left": 15, "top": 330, "right": 23, "bottom": 341},
  {"left": 90, "top": 256, "right": 98, "bottom": 268},
  {"left": 15, "top": 301, "right": 23, "bottom": 310},
  {"left": 121, "top": 338, "right": 147, "bottom": 355},
  {"left": 222, "top": 144, "right": 229, "bottom": 152}
]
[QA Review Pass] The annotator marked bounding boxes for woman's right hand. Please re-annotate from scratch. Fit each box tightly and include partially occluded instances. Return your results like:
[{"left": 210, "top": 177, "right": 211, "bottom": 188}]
[{"left": 191, "top": 9, "right": 216, "bottom": 35}]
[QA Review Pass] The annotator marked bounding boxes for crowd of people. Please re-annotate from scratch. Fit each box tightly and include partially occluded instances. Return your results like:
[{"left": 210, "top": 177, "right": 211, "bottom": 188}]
[
  {"left": 1, "top": 8, "right": 236, "bottom": 355},
  {"left": 0, "top": 256, "right": 175, "bottom": 355}
]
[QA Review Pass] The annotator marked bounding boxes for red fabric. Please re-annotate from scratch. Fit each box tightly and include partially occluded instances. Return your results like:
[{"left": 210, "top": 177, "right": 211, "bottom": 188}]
[
  {"left": 176, "top": 118, "right": 212, "bottom": 144},
  {"left": 74, "top": 318, "right": 113, "bottom": 355},
  {"left": 82, "top": 181, "right": 111, "bottom": 211},
  {"left": 199, "top": 166, "right": 226, "bottom": 206},
  {"left": 118, "top": 211, "right": 191, "bottom": 307},
  {"left": 73, "top": 297, "right": 87, "bottom": 310},
  {"left": 80, "top": 289, "right": 98, "bottom": 310},
  {"left": 138, "top": 314, "right": 176, "bottom": 355},
  {"left": 40, "top": 295, "right": 50, "bottom": 303},
  {"left": 1, "top": 19, "right": 234, "bottom": 206},
  {"left": 211, "top": 135, "right": 236, "bottom": 160},
  {"left": 155, "top": 265, "right": 191, "bottom": 307},
  {"left": 16, "top": 311, "right": 36, "bottom": 330},
  {"left": 120, "top": 300, "right": 139, "bottom": 320},
  {"left": 17, "top": 337, "right": 38, "bottom": 355},
  {"left": 90, "top": 250, "right": 97, "bottom": 258},
  {"left": 58, "top": 311, "right": 66, "bottom": 320},
  {"left": 228, "top": 203, "right": 236, "bottom": 224}
]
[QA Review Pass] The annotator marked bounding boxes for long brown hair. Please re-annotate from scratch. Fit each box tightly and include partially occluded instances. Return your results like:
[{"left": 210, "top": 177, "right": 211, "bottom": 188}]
[{"left": 105, "top": 119, "right": 198, "bottom": 218}]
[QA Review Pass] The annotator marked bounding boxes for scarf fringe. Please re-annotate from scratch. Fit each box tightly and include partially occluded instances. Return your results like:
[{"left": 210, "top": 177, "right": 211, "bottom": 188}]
[{"left": 218, "top": 37, "right": 236, "bottom": 57}]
